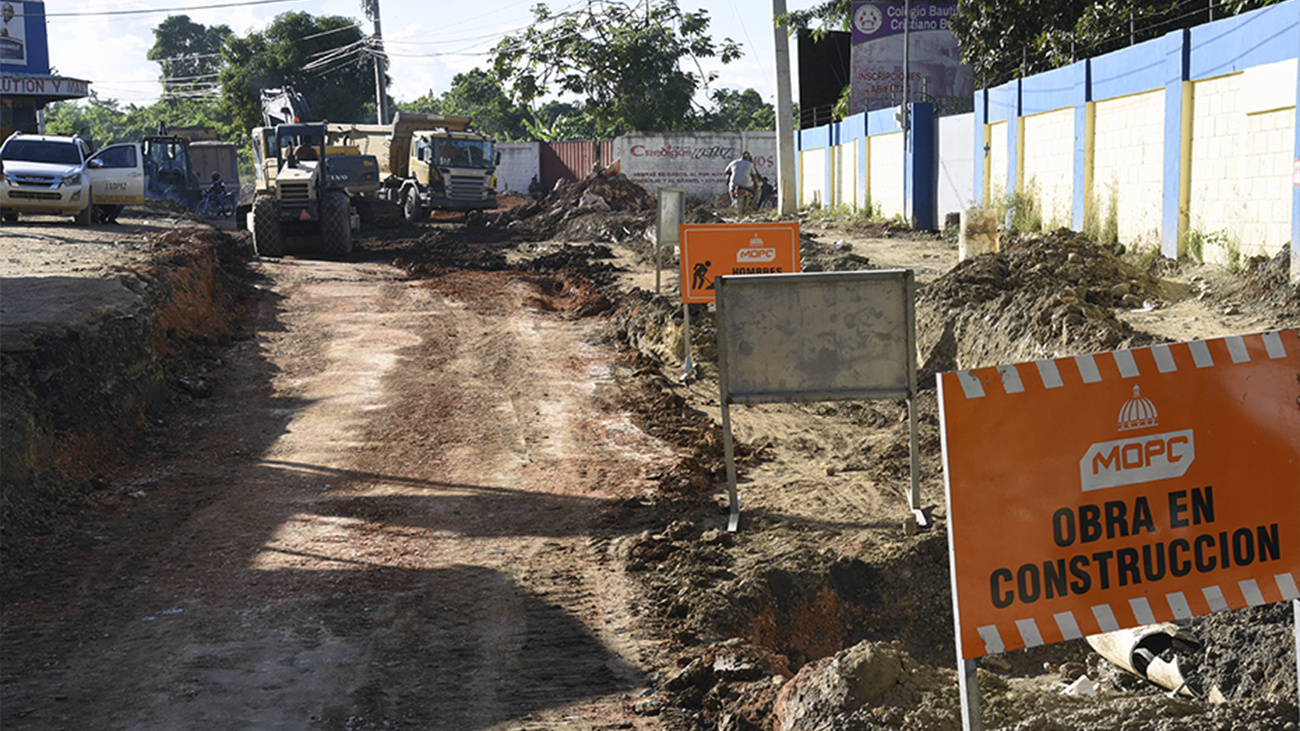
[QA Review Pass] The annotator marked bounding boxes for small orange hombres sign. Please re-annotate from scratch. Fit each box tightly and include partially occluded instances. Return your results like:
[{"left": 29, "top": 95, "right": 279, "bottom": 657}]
[
  {"left": 939, "top": 330, "right": 1300, "bottom": 660},
  {"left": 678, "top": 223, "right": 801, "bottom": 304}
]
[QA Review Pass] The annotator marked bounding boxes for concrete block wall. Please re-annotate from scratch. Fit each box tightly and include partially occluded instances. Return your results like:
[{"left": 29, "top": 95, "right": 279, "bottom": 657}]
[
  {"left": 868, "top": 132, "right": 905, "bottom": 218},
  {"left": 793, "top": 0, "right": 1298, "bottom": 280},
  {"left": 987, "top": 121, "right": 1008, "bottom": 203},
  {"left": 799, "top": 147, "right": 828, "bottom": 209},
  {"left": 1022, "top": 108, "right": 1075, "bottom": 227},
  {"left": 833, "top": 140, "right": 858, "bottom": 209},
  {"left": 1093, "top": 90, "right": 1166, "bottom": 246},
  {"left": 936, "top": 113, "right": 975, "bottom": 219},
  {"left": 1189, "top": 59, "right": 1298, "bottom": 262}
]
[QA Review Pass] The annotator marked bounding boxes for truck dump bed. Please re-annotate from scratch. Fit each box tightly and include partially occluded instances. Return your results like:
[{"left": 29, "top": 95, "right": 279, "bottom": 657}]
[{"left": 327, "top": 113, "right": 472, "bottom": 180}]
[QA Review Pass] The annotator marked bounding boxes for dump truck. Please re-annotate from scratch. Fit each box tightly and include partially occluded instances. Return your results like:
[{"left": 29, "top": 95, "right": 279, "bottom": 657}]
[
  {"left": 165, "top": 125, "right": 240, "bottom": 198},
  {"left": 326, "top": 112, "right": 498, "bottom": 221}
]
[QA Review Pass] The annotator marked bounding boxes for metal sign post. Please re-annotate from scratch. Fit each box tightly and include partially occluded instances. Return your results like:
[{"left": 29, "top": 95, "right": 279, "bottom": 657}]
[
  {"left": 656, "top": 188, "right": 684, "bottom": 295},
  {"left": 681, "top": 302, "right": 694, "bottom": 382}
]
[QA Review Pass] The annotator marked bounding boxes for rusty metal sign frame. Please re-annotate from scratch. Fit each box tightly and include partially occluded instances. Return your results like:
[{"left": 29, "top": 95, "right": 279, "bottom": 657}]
[{"left": 714, "top": 269, "right": 921, "bottom": 532}]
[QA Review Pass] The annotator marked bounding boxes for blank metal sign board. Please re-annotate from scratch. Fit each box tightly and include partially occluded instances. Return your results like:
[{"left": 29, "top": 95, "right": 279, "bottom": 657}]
[
  {"left": 715, "top": 270, "right": 916, "bottom": 403},
  {"left": 714, "top": 270, "right": 919, "bottom": 532}
]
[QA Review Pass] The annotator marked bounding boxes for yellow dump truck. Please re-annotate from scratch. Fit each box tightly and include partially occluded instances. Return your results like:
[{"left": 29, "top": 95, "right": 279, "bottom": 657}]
[{"left": 326, "top": 112, "right": 498, "bottom": 221}]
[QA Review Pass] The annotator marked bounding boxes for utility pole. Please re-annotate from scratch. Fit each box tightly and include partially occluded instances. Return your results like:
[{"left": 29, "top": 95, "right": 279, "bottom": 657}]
[
  {"left": 362, "top": 0, "right": 388, "bottom": 124},
  {"left": 772, "top": 0, "right": 797, "bottom": 216},
  {"left": 901, "top": 0, "right": 911, "bottom": 219}
]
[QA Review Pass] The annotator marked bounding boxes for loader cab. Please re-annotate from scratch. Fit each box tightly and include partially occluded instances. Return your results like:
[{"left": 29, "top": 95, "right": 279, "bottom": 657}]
[
  {"left": 274, "top": 124, "right": 326, "bottom": 168},
  {"left": 141, "top": 135, "right": 198, "bottom": 200}
]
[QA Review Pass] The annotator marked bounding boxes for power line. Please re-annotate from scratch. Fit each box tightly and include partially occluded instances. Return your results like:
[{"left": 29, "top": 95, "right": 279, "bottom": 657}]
[{"left": 26, "top": 0, "right": 307, "bottom": 18}]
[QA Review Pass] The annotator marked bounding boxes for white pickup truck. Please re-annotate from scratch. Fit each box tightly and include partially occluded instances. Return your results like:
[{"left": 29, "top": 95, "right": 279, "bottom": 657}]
[{"left": 0, "top": 133, "right": 145, "bottom": 225}]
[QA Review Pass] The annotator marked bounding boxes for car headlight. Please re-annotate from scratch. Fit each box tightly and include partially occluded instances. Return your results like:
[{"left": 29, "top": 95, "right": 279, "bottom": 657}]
[{"left": 60, "top": 172, "right": 84, "bottom": 187}]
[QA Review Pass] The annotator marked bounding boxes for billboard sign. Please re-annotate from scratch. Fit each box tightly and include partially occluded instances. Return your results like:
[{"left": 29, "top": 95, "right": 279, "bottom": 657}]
[
  {"left": 849, "top": 1, "right": 973, "bottom": 115},
  {"left": 939, "top": 330, "right": 1300, "bottom": 660},
  {"left": 1, "top": 1, "right": 50, "bottom": 73},
  {"left": 613, "top": 133, "right": 776, "bottom": 201}
]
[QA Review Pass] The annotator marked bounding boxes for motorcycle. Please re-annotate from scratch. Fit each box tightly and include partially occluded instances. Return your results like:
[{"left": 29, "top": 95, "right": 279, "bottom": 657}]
[{"left": 198, "top": 182, "right": 235, "bottom": 218}]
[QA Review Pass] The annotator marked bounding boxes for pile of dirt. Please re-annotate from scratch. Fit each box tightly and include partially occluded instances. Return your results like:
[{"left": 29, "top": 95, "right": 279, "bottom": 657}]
[
  {"left": 471, "top": 170, "right": 657, "bottom": 242},
  {"left": 917, "top": 228, "right": 1171, "bottom": 374},
  {"left": 1186, "top": 245, "right": 1300, "bottom": 323},
  {"left": 799, "top": 232, "right": 878, "bottom": 274}
]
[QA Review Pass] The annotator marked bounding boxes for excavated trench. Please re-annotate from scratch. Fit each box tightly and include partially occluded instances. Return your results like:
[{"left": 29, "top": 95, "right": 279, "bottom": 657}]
[
  {"left": 599, "top": 227, "right": 1299, "bottom": 729},
  {"left": 1, "top": 229, "right": 253, "bottom": 537}
]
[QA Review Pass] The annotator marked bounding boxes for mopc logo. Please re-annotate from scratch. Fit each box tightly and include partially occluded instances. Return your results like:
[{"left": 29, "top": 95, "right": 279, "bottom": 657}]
[
  {"left": 1078, "top": 386, "right": 1194, "bottom": 491},
  {"left": 736, "top": 234, "right": 776, "bottom": 263}
]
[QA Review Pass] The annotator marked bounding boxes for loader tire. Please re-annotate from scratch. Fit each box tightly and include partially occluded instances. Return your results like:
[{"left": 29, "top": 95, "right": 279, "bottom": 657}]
[
  {"left": 320, "top": 190, "right": 352, "bottom": 257},
  {"left": 252, "top": 196, "right": 284, "bottom": 258}
]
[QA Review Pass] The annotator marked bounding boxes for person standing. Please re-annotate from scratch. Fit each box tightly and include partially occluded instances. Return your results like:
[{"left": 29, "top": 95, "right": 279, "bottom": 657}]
[{"left": 724, "top": 151, "right": 761, "bottom": 216}]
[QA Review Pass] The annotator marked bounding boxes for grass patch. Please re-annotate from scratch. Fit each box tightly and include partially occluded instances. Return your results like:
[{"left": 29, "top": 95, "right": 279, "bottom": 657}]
[{"left": 1001, "top": 181, "right": 1043, "bottom": 235}]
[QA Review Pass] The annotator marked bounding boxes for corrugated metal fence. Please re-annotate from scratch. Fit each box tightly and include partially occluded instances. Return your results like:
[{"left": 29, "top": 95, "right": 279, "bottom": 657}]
[{"left": 539, "top": 139, "right": 613, "bottom": 193}]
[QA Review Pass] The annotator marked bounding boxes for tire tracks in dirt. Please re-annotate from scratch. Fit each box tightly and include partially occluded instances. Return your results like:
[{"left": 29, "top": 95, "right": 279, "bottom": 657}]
[{"left": 2, "top": 258, "right": 676, "bottom": 730}]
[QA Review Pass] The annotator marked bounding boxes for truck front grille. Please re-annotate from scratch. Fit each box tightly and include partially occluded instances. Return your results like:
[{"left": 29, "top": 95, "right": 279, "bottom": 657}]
[
  {"left": 281, "top": 181, "right": 312, "bottom": 205},
  {"left": 445, "top": 176, "right": 486, "bottom": 201},
  {"left": 10, "top": 190, "right": 62, "bottom": 200},
  {"left": 10, "top": 173, "right": 60, "bottom": 188}
]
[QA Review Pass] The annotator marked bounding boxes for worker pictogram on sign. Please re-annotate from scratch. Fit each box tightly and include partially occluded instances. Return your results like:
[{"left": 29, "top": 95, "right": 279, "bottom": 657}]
[
  {"left": 939, "top": 330, "right": 1300, "bottom": 661},
  {"left": 678, "top": 223, "right": 800, "bottom": 304}
]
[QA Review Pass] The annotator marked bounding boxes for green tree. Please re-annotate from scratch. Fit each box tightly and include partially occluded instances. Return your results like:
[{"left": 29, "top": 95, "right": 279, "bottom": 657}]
[
  {"left": 784, "top": 0, "right": 1284, "bottom": 90},
  {"left": 147, "top": 15, "right": 231, "bottom": 99},
  {"left": 525, "top": 101, "right": 614, "bottom": 142},
  {"left": 43, "top": 92, "right": 134, "bottom": 146},
  {"left": 397, "top": 69, "right": 531, "bottom": 141},
  {"left": 220, "top": 11, "right": 387, "bottom": 133},
  {"left": 701, "top": 88, "right": 774, "bottom": 131},
  {"left": 490, "top": 0, "right": 741, "bottom": 134},
  {"left": 43, "top": 94, "right": 248, "bottom": 174}
]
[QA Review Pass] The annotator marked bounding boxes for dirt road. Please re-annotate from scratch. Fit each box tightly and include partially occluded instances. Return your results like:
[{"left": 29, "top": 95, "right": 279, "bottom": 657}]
[{"left": 3, "top": 239, "right": 673, "bottom": 728}]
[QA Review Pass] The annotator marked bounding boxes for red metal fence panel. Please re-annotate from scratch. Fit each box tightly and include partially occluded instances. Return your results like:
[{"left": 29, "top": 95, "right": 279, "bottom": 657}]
[{"left": 538, "top": 139, "right": 613, "bottom": 194}]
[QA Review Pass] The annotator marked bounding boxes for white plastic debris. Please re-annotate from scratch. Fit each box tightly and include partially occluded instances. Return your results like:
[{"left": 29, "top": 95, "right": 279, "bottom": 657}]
[{"left": 1063, "top": 674, "right": 1097, "bottom": 695}]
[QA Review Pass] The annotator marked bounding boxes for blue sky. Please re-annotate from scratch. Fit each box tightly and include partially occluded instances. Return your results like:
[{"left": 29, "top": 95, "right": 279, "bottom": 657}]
[{"left": 45, "top": 0, "right": 819, "bottom": 109}]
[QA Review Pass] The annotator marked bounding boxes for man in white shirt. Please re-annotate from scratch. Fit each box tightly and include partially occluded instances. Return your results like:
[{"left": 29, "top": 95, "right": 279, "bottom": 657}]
[{"left": 724, "top": 151, "right": 761, "bottom": 216}]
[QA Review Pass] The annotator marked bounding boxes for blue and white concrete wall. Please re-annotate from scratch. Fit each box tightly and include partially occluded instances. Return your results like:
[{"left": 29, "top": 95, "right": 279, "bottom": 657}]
[
  {"left": 796, "top": 0, "right": 1300, "bottom": 280},
  {"left": 798, "top": 105, "right": 940, "bottom": 230},
  {"left": 936, "top": 113, "right": 974, "bottom": 219}
]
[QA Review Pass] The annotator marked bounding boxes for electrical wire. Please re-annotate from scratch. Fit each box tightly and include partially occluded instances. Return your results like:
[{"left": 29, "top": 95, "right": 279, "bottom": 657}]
[{"left": 27, "top": 0, "right": 308, "bottom": 18}]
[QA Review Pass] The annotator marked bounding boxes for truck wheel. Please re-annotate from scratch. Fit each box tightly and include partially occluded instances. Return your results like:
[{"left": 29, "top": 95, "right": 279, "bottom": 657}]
[
  {"left": 252, "top": 196, "right": 284, "bottom": 257},
  {"left": 320, "top": 190, "right": 353, "bottom": 257},
  {"left": 403, "top": 189, "right": 425, "bottom": 223},
  {"left": 75, "top": 204, "right": 92, "bottom": 226}
]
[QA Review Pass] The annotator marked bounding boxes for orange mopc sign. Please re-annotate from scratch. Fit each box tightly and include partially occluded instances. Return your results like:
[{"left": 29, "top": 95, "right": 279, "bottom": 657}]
[
  {"left": 678, "top": 223, "right": 801, "bottom": 304},
  {"left": 939, "top": 330, "right": 1300, "bottom": 660}
]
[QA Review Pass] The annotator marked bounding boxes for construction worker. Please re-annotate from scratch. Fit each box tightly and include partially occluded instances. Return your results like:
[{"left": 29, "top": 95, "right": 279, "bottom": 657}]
[{"left": 725, "top": 151, "right": 761, "bottom": 216}]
